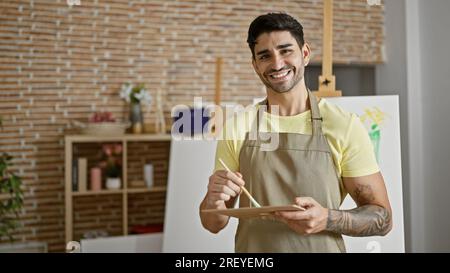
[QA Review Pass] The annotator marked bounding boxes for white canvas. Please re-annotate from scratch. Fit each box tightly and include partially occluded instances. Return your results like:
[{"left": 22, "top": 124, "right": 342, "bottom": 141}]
[{"left": 163, "top": 140, "right": 238, "bottom": 253}]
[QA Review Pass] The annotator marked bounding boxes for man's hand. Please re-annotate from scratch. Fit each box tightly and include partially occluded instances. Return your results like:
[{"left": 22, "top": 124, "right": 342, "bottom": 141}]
[
  {"left": 205, "top": 170, "right": 245, "bottom": 209},
  {"left": 275, "top": 173, "right": 393, "bottom": 237},
  {"left": 275, "top": 197, "right": 329, "bottom": 235},
  {"left": 200, "top": 170, "right": 245, "bottom": 234}
]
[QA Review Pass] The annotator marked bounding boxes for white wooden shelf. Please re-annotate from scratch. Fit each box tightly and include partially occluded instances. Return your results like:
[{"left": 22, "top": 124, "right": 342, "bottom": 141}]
[
  {"left": 72, "top": 189, "right": 123, "bottom": 196},
  {"left": 127, "top": 186, "right": 167, "bottom": 194},
  {"left": 65, "top": 134, "right": 172, "bottom": 143},
  {"left": 71, "top": 186, "right": 167, "bottom": 197},
  {"left": 64, "top": 134, "right": 171, "bottom": 244}
]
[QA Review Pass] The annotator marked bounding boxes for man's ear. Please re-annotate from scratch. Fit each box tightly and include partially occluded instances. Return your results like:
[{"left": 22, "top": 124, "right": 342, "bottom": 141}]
[{"left": 302, "top": 43, "right": 311, "bottom": 66}]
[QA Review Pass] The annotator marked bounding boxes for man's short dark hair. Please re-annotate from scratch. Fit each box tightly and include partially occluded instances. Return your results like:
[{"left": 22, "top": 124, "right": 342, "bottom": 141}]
[{"left": 247, "top": 13, "right": 305, "bottom": 59}]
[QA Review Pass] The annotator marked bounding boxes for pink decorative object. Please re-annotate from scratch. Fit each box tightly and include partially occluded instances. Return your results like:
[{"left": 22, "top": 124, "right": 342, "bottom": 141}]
[
  {"left": 99, "top": 143, "right": 122, "bottom": 179},
  {"left": 90, "top": 167, "right": 102, "bottom": 191}
]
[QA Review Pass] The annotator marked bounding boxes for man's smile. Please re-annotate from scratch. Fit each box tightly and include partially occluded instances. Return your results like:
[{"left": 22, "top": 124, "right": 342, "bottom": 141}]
[{"left": 267, "top": 69, "right": 293, "bottom": 83}]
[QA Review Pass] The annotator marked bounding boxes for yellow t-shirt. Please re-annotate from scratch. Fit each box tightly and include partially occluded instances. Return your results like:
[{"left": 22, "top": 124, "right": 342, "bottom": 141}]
[{"left": 214, "top": 99, "right": 379, "bottom": 178}]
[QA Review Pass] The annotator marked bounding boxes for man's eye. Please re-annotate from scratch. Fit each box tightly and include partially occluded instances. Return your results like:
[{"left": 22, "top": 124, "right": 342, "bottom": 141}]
[
  {"left": 281, "top": 50, "right": 292, "bottom": 54},
  {"left": 259, "top": 55, "right": 269, "bottom": 60}
]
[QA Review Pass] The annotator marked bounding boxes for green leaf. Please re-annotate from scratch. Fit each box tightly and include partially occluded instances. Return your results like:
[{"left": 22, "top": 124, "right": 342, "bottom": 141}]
[{"left": 0, "top": 152, "right": 24, "bottom": 240}]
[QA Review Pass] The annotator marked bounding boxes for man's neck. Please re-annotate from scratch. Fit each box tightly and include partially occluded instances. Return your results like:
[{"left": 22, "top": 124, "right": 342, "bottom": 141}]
[{"left": 266, "top": 80, "right": 310, "bottom": 116}]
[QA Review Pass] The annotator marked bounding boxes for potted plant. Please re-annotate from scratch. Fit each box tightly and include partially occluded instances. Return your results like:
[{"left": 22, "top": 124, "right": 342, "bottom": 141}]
[
  {"left": 0, "top": 116, "right": 23, "bottom": 241},
  {"left": 0, "top": 153, "right": 46, "bottom": 252},
  {"left": 119, "top": 83, "right": 152, "bottom": 134},
  {"left": 0, "top": 153, "right": 24, "bottom": 241},
  {"left": 98, "top": 143, "right": 123, "bottom": 190},
  {"left": 0, "top": 119, "right": 48, "bottom": 253},
  {"left": 0, "top": 116, "right": 24, "bottom": 242}
]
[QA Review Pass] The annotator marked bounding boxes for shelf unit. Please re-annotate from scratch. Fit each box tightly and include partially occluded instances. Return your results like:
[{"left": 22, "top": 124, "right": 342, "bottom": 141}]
[{"left": 64, "top": 134, "right": 171, "bottom": 243}]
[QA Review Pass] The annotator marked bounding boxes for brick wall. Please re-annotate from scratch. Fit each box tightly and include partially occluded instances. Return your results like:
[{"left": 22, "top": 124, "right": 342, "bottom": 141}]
[{"left": 0, "top": 0, "right": 384, "bottom": 251}]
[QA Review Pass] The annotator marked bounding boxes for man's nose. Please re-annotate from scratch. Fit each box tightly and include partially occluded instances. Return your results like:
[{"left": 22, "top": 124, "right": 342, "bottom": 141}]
[{"left": 272, "top": 54, "right": 285, "bottom": 71}]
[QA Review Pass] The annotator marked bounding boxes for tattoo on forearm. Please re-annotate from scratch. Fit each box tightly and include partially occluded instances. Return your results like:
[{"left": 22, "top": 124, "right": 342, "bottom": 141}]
[
  {"left": 326, "top": 184, "right": 392, "bottom": 237},
  {"left": 326, "top": 205, "right": 392, "bottom": 237}
]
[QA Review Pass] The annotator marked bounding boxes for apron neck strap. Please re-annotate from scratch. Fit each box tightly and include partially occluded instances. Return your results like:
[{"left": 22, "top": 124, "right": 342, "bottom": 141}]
[
  {"left": 255, "top": 100, "right": 266, "bottom": 134},
  {"left": 254, "top": 89, "right": 324, "bottom": 136},
  {"left": 307, "top": 89, "right": 323, "bottom": 136}
]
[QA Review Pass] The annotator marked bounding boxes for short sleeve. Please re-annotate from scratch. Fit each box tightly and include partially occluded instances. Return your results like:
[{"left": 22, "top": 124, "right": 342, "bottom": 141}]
[
  {"left": 341, "top": 114, "right": 380, "bottom": 177},
  {"left": 213, "top": 115, "right": 241, "bottom": 173}
]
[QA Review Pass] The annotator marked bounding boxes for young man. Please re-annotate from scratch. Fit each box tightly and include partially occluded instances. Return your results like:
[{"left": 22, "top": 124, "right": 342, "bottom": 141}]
[{"left": 199, "top": 13, "right": 392, "bottom": 252}]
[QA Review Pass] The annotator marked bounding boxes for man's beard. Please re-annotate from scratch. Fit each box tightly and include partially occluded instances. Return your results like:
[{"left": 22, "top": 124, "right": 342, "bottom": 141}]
[{"left": 259, "top": 65, "right": 303, "bottom": 94}]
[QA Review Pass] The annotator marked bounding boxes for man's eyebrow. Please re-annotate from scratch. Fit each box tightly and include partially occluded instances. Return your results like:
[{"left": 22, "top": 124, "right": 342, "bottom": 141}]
[
  {"left": 256, "top": 43, "right": 294, "bottom": 56},
  {"left": 277, "top": 43, "right": 293, "bottom": 50}
]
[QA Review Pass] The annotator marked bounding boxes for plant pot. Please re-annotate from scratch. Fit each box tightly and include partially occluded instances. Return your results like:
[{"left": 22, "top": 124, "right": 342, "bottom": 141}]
[{"left": 106, "top": 177, "right": 121, "bottom": 190}]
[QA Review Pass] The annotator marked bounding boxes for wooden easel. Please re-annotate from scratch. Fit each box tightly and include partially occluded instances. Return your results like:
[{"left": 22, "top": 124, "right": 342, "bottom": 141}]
[
  {"left": 313, "top": 0, "right": 342, "bottom": 98},
  {"left": 215, "top": 57, "right": 222, "bottom": 108},
  {"left": 209, "top": 57, "right": 223, "bottom": 136},
  {"left": 155, "top": 89, "right": 166, "bottom": 134}
]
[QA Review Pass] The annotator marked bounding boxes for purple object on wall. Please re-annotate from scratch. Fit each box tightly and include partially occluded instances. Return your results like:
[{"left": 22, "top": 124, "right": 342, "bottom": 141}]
[{"left": 173, "top": 107, "right": 210, "bottom": 136}]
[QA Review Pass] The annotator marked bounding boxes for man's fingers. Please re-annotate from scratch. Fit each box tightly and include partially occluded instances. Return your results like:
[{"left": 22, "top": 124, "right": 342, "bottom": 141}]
[
  {"left": 211, "top": 184, "right": 237, "bottom": 197},
  {"left": 225, "top": 171, "right": 245, "bottom": 187},
  {"left": 215, "top": 170, "right": 229, "bottom": 178},
  {"left": 276, "top": 197, "right": 318, "bottom": 220},
  {"left": 276, "top": 210, "right": 312, "bottom": 221},
  {"left": 209, "top": 192, "right": 231, "bottom": 202},
  {"left": 294, "top": 197, "right": 317, "bottom": 208},
  {"left": 216, "top": 170, "right": 245, "bottom": 187},
  {"left": 214, "top": 177, "right": 242, "bottom": 193},
  {"left": 272, "top": 213, "right": 288, "bottom": 224}
]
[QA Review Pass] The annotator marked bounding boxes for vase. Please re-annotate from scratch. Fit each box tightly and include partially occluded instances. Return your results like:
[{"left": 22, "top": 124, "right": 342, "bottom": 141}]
[
  {"left": 90, "top": 167, "right": 102, "bottom": 191},
  {"left": 106, "top": 177, "right": 121, "bottom": 190},
  {"left": 130, "top": 103, "right": 143, "bottom": 134},
  {"left": 144, "top": 163, "right": 154, "bottom": 188}
]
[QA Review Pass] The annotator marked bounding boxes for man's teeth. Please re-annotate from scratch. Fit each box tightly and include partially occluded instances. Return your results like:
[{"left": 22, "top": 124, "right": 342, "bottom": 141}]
[{"left": 270, "top": 70, "right": 290, "bottom": 79}]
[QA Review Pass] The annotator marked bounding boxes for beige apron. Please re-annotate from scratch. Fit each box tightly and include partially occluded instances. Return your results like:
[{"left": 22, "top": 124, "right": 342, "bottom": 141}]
[{"left": 236, "top": 90, "right": 346, "bottom": 253}]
